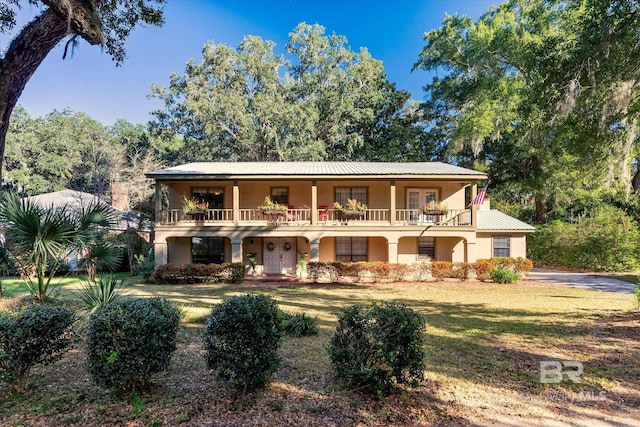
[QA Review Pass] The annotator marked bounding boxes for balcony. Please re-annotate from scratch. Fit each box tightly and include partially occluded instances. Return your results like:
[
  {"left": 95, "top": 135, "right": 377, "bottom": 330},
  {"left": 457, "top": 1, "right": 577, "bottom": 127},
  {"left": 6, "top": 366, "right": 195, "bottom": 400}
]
[{"left": 160, "top": 208, "right": 472, "bottom": 227}]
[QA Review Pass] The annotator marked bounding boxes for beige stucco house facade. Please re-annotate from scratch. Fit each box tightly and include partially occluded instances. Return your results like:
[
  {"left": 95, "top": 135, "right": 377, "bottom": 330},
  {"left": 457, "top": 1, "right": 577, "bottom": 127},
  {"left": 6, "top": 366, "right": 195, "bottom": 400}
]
[{"left": 146, "top": 162, "right": 535, "bottom": 274}]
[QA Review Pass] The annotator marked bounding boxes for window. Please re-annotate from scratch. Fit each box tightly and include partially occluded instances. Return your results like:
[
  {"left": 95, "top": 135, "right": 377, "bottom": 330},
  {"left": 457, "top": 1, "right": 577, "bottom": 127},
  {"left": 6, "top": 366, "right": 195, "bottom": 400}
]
[
  {"left": 270, "top": 187, "right": 288, "bottom": 205},
  {"left": 493, "top": 236, "right": 510, "bottom": 257},
  {"left": 192, "top": 237, "right": 225, "bottom": 264},
  {"left": 335, "top": 237, "right": 368, "bottom": 262},
  {"left": 335, "top": 187, "right": 368, "bottom": 206},
  {"left": 418, "top": 236, "right": 435, "bottom": 259},
  {"left": 406, "top": 188, "right": 438, "bottom": 210},
  {"left": 192, "top": 187, "right": 224, "bottom": 209}
]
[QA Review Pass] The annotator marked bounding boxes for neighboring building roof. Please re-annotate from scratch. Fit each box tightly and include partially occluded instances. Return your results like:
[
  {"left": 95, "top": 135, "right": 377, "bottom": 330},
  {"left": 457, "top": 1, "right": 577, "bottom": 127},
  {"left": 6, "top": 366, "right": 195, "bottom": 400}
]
[
  {"left": 476, "top": 210, "right": 536, "bottom": 232},
  {"left": 25, "top": 190, "right": 153, "bottom": 233},
  {"left": 146, "top": 161, "right": 487, "bottom": 180}
]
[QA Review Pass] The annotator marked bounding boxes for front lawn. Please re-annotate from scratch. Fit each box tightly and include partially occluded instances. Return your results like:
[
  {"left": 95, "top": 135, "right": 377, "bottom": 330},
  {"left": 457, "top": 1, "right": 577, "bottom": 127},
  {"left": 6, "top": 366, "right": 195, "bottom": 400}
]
[{"left": 1, "top": 278, "right": 638, "bottom": 426}]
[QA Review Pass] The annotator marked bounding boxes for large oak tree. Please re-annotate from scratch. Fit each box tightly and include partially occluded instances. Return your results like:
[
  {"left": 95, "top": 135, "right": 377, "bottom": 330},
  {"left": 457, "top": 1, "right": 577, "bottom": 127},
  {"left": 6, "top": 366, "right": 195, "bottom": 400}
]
[
  {"left": 0, "top": 0, "right": 165, "bottom": 182},
  {"left": 151, "top": 23, "right": 416, "bottom": 162},
  {"left": 415, "top": 0, "right": 640, "bottom": 223}
]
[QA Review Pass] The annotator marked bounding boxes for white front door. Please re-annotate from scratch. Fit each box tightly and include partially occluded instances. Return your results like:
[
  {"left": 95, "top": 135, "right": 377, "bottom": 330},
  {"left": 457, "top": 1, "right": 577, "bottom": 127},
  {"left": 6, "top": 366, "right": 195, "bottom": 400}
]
[{"left": 263, "top": 238, "right": 297, "bottom": 274}]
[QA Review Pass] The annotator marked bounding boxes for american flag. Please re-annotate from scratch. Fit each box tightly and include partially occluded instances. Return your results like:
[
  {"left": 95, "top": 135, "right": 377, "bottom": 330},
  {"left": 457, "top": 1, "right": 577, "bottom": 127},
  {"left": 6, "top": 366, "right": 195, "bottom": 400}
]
[{"left": 471, "top": 184, "right": 488, "bottom": 206}]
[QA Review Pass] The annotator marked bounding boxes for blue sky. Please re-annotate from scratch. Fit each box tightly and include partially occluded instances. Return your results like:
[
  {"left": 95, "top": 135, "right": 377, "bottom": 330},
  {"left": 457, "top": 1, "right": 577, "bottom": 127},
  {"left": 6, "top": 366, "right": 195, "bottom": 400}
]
[{"left": 14, "top": 0, "right": 499, "bottom": 126}]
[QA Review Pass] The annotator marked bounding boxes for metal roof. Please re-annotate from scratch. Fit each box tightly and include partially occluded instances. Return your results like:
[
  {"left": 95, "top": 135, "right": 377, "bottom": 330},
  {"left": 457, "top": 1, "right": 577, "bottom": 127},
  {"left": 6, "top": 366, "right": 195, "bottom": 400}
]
[
  {"left": 476, "top": 210, "right": 536, "bottom": 231},
  {"left": 146, "top": 161, "right": 487, "bottom": 179}
]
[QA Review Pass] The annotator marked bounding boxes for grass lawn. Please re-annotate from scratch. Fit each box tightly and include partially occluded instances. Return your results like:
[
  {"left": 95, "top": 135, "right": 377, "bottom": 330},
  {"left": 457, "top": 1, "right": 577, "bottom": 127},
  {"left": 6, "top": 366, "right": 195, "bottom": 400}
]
[{"left": 1, "top": 277, "right": 638, "bottom": 426}]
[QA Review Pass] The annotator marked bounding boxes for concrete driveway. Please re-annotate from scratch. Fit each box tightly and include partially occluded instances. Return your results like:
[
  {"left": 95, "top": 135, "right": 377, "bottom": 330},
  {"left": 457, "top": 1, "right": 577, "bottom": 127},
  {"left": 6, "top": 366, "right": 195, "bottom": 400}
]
[{"left": 528, "top": 268, "right": 637, "bottom": 294}]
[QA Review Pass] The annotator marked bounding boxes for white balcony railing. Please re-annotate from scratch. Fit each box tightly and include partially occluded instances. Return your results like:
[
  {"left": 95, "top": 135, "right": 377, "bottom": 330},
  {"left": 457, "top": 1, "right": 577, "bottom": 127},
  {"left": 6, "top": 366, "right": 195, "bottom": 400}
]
[
  {"left": 160, "top": 208, "right": 471, "bottom": 226},
  {"left": 395, "top": 209, "right": 471, "bottom": 226}
]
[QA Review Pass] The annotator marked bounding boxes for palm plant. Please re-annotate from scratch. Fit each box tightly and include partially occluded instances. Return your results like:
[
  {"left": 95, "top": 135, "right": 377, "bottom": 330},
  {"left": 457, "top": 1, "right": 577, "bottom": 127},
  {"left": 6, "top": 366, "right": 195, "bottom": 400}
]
[
  {"left": 0, "top": 192, "right": 121, "bottom": 301},
  {"left": 78, "top": 274, "right": 128, "bottom": 313}
]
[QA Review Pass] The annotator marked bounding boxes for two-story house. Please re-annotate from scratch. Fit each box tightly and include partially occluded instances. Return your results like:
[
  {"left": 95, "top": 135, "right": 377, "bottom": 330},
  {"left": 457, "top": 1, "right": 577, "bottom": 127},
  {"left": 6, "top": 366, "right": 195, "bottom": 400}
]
[{"left": 146, "top": 162, "right": 534, "bottom": 274}]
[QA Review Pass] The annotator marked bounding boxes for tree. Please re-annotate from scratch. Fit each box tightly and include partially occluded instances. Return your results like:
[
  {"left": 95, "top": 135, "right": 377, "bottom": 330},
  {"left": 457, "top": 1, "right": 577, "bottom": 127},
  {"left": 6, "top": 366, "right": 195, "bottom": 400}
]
[
  {"left": 4, "top": 108, "right": 118, "bottom": 196},
  {"left": 151, "top": 23, "right": 414, "bottom": 162},
  {"left": 0, "top": 192, "right": 121, "bottom": 301},
  {"left": 414, "top": 0, "right": 640, "bottom": 223},
  {"left": 0, "top": 0, "right": 166, "bottom": 182}
]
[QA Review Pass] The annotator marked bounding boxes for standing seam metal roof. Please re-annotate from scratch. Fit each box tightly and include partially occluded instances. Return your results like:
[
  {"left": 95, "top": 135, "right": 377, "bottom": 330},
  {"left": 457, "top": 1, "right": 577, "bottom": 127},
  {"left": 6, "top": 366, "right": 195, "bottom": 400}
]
[
  {"left": 476, "top": 210, "right": 536, "bottom": 231},
  {"left": 146, "top": 162, "right": 487, "bottom": 177}
]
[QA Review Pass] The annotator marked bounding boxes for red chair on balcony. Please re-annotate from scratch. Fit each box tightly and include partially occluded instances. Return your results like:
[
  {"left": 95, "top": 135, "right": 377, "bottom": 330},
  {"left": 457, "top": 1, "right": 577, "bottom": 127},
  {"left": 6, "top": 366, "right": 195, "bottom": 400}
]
[{"left": 318, "top": 205, "right": 328, "bottom": 223}]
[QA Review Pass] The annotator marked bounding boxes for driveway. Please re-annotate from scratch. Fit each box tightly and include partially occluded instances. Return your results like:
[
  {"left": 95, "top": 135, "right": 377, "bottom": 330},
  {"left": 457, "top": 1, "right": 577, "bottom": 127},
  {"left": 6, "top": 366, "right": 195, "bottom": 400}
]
[{"left": 528, "top": 268, "right": 637, "bottom": 294}]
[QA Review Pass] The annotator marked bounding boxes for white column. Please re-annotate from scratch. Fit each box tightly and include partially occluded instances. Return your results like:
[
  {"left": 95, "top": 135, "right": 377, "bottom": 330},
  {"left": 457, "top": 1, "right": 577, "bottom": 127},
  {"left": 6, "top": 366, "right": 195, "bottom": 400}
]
[
  {"left": 309, "top": 239, "right": 320, "bottom": 261},
  {"left": 387, "top": 239, "right": 398, "bottom": 263},
  {"left": 233, "top": 181, "right": 240, "bottom": 225},
  {"left": 154, "top": 240, "right": 168, "bottom": 265},
  {"left": 231, "top": 239, "right": 243, "bottom": 263},
  {"left": 390, "top": 180, "right": 396, "bottom": 226},
  {"left": 311, "top": 180, "right": 318, "bottom": 225}
]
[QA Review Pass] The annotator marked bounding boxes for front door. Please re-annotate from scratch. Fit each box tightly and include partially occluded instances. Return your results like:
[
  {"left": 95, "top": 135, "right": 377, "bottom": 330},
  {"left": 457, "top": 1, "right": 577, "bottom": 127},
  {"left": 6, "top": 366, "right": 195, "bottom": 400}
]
[{"left": 263, "top": 238, "right": 297, "bottom": 274}]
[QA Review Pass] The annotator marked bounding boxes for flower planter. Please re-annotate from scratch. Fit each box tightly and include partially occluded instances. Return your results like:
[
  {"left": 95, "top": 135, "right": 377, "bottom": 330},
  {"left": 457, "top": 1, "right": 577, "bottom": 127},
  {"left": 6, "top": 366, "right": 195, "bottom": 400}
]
[
  {"left": 186, "top": 210, "right": 208, "bottom": 220},
  {"left": 423, "top": 210, "right": 447, "bottom": 216},
  {"left": 338, "top": 210, "right": 366, "bottom": 220},
  {"left": 261, "top": 209, "right": 286, "bottom": 217}
]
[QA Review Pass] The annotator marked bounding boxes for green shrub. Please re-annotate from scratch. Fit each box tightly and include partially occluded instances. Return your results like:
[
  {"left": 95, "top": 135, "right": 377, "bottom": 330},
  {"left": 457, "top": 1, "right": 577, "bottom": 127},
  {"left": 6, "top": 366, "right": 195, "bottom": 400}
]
[
  {"left": 282, "top": 312, "right": 319, "bottom": 337},
  {"left": 306, "top": 262, "right": 339, "bottom": 282},
  {"left": 86, "top": 297, "right": 180, "bottom": 393},
  {"left": 492, "top": 267, "right": 520, "bottom": 284},
  {"left": 328, "top": 302, "right": 426, "bottom": 397},
  {"left": 152, "top": 262, "right": 245, "bottom": 284},
  {"left": 529, "top": 207, "right": 640, "bottom": 272},
  {"left": 78, "top": 274, "right": 127, "bottom": 313},
  {"left": 220, "top": 262, "right": 246, "bottom": 283},
  {"left": 0, "top": 304, "right": 77, "bottom": 392},
  {"left": 204, "top": 294, "right": 283, "bottom": 393}
]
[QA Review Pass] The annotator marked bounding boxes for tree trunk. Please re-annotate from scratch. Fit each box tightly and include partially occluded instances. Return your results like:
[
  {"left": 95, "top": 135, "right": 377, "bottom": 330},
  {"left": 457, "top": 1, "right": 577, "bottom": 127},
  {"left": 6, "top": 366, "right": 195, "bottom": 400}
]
[
  {"left": 0, "top": 1, "right": 104, "bottom": 182},
  {"left": 535, "top": 196, "right": 548, "bottom": 224}
]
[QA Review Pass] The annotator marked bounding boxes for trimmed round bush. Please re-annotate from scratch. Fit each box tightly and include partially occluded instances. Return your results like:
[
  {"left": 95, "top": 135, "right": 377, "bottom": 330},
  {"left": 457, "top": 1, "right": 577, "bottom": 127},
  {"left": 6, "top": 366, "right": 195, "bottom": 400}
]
[
  {"left": 86, "top": 297, "right": 180, "bottom": 393},
  {"left": 0, "top": 304, "right": 77, "bottom": 392},
  {"left": 328, "top": 302, "right": 426, "bottom": 397},
  {"left": 204, "top": 294, "right": 283, "bottom": 393}
]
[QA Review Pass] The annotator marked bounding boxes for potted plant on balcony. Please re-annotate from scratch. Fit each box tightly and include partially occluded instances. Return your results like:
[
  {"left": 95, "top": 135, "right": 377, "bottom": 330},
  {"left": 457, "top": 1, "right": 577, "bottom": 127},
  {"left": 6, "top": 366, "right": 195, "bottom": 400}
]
[
  {"left": 182, "top": 196, "right": 208, "bottom": 219},
  {"left": 423, "top": 202, "right": 448, "bottom": 216},
  {"left": 334, "top": 199, "right": 367, "bottom": 220},
  {"left": 259, "top": 196, "right": 287, "bottom": 217}
]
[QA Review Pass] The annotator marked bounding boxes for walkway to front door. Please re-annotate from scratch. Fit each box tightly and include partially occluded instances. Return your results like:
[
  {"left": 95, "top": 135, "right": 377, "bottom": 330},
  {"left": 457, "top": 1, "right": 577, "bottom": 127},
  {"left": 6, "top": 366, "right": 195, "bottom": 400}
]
[{"left": 263, "top": 237, "right": 297, "bottom": 275}]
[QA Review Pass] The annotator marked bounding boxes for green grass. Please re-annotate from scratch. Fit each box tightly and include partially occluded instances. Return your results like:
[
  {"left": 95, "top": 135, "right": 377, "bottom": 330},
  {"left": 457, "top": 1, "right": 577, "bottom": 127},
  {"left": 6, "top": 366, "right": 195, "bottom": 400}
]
[{"left": 1, "top": 277, "right": 638, "bottom": 425}]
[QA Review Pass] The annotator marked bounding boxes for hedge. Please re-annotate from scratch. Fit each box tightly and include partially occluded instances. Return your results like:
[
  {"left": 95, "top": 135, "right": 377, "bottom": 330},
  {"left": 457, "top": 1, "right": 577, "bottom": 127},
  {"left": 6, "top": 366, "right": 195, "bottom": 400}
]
[
  {"left": 306, "top": 258, "right": 533, "bottom": 283},
  {"left": 152, "top": 263, "right": 245, "bottom": 284}
]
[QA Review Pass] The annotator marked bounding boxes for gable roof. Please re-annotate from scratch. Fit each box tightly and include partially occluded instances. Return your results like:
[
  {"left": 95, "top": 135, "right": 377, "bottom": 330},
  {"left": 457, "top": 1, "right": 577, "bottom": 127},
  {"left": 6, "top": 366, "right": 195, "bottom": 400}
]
[
  {"left": 476, "top": 210, "right": 536, "bottom": 232},
  {"left": 146, "top": 161, "right": 487, "bottom": 180},
  {"left": 25, "top": 190, "right": 153, "bottom": 233}
]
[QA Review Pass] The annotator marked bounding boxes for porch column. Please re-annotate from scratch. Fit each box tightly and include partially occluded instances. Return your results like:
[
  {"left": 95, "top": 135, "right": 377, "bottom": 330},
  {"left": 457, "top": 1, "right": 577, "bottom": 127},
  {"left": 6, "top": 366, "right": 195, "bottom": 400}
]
[
  {"left": 231, "top": 239, "right": 243, "bottom": 263},
  {"left": 233, "top": 181, "right": 240, "bottom": 225},
  {"left": 154, "top": 181, "right": 162, "bottom": 224},
  {"left": 154, "top": 240, "right": 168, "bottom": 265},
  {"left": 311, "top": 180, "right": 318, "bottom": 225},
  {"left": 389, "top": 180, "right": 396, "bottom": 226},
  {"left": 387, "top": 238, "right": 398, "bottom": 263},
  {"left": 309, "top": 239, "right": 320, "bottom": 261},
  {"left": 471, "top": 183, "right": 478, "bottom": 227},
  {"left": 465, "top": 240, "right": 477, "bottom": 263}
]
